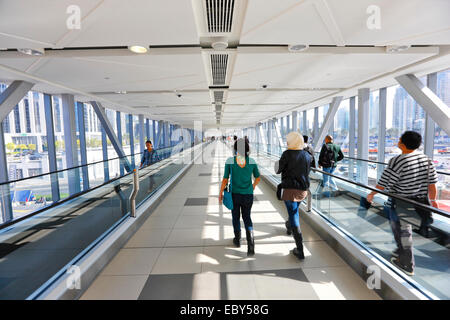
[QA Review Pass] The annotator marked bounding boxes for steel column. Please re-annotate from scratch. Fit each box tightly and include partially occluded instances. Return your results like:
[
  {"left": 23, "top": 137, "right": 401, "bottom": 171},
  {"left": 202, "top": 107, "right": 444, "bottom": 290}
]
[
  {"left": 349, "top": 96, "right": 356, "bottom": 179},
  {"left": 313, "top": 107, "right": 319, "bottom": 147},
  {"left": 101, "top": 125, "right": 109, "bottom": 182},
  {"left": 292, "top": 111, "right": 298, "bottom": 132},
  {"left": 424, "top": 73, "right": 437, "bottom": 158},
  {"left": 128, "top": 114, "right": 135, "bottom": 166},
  {"left": 0, "top": 80, "right": 34, "bottom": 121},
  {"left": 313, "top": 97, "right": 343, "bottom": 152},
  {"left": 76, "top": 102, "right": 89, "bottom": 190},
  {"left": 377, "top": 88, "right": 387, "bottom": 180},
  {"left": 138, "top": 114, "right": 145, "bottom": 153},
  {"left": 90, "top": 101, "right": 132, "bottom": 172},
  {"left": 152, "top": 120, "right": 157, "bottom": 145},
  {"left": 146, "top": 118, "right": 150, "bottom": 142},
  {"left": 0, "top": 122, "right": 13, "bottom": 222},
  {"left": 116, "top": 111, "right": 124, "bottom": 176},
  {"left": 396, "top": 73, "right": 450, "bottom": 135},
  {"left": 44, "top": 94, "right": 60, "bottom": 203},
  {"left": 273, "top": 118, "right": 285, "bottom": 149},
  {"left": 303, "top": 110, "right": 307, "bottom": 135},
  {"left": 61, "top": 94, "right": 81, "bottom": 195},
  {"left": 357, "top": 88, "right": 370, "bottom": 185}
]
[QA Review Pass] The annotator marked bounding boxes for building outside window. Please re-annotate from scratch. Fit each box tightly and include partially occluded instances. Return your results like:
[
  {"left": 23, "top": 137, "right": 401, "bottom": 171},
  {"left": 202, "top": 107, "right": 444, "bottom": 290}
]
[
  {"left": 13, "top": 105, "right": 20, "bottom": 133},
  {"left": 24, "top": 98, "right": 31, "bottom": 133}
]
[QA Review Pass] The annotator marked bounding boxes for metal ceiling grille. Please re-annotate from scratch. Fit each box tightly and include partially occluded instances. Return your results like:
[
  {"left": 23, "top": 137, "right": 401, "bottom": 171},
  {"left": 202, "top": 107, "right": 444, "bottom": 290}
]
[
  {"left": 214, "top": 91, "right": 224, "bottom": 103},
  {"left": 205, "top": 0, "right": 235, "bottom": 33},
  {"left": 210, "top": 54, "right": 228, "bottom": 85}
]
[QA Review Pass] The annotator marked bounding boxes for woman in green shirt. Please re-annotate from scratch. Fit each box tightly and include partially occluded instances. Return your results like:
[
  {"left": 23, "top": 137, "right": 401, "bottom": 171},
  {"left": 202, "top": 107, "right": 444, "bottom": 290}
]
[{"left": 219, "top": 139, "right": 261, "bottom": 256}]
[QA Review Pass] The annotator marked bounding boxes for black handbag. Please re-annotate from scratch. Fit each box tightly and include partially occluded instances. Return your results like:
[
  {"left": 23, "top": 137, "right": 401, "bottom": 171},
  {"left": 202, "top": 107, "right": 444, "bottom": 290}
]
[{"left": 276, "top": 184, "right": 283, "bottom": 200}]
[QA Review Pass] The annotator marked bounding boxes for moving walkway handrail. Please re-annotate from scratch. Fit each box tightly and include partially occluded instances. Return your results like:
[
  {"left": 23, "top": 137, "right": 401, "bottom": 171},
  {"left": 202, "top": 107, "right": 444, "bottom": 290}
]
[
  {"left": 312, "top": 151, "right": 450, "bottom": 176},
  {"left": 250, "top": 142, "right": 449, "bottom": 175},
  {"left": 0, "top": 145, "right": 181, "bottom": 186},
  {"left": 253, "top": 145, "right": 450, "bottom": 218},
  {"left": 0, "top": 143, "right": 201, "bottom": 230},
  {"left": 310, "top": 167, "right": 450, "bottom": 219}
]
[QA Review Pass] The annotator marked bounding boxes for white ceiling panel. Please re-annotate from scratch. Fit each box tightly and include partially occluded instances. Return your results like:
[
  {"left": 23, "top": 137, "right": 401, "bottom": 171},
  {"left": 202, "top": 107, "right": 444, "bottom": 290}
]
[
  {"left": 31, "top": 54, "right": 207, "bottom": 92},
  {"left": 68, "top": 0, "right": 199, "bottom": 46},
  {"left": 98, "top": 91, "right": 211, "bottom": 107},
  {"left": 231, "top": 52, "right": 437, "bottom": 90},
  {"left": 327, "top": 0, "right": 450, "bottom": 45},
  {"left": 0, "top": 0, "right": 101, "bottom": 48},
  {"left": 240, "top": 0, "right": 335, "bottom": 44}
]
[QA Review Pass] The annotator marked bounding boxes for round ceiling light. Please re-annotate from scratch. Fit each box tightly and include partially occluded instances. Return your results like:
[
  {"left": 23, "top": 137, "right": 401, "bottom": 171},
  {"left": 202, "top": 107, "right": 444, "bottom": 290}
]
[
  {"left": 17, "top": 48, "right": 45, "bottom": 56},
  {"left": 128, "top": 46, "right": 148, "bottom": 53},
  {"left": 288, "top": 44, "right": 309, "bottom": 52}
]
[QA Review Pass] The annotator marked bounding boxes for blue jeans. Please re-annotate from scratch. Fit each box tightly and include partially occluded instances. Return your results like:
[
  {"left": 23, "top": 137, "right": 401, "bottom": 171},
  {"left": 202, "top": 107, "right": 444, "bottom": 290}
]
[
  {"left": 321, "top": 166, "right": 338, "bottom": 190},
  {"left": 231, "top": 193, "right": 254, "bottom": 233},
  {"left": 284, "top": 201, "right": 301, "bottom": 229}
]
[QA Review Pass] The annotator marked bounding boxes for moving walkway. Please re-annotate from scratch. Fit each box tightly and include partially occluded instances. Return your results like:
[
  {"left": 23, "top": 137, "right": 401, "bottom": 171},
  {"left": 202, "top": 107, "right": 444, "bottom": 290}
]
[
  {"left": 0, "top": 142, "right": 204, "bottom": 299},
  {"left": 250, "top": 142, "right": 449, "bottom": 299}
]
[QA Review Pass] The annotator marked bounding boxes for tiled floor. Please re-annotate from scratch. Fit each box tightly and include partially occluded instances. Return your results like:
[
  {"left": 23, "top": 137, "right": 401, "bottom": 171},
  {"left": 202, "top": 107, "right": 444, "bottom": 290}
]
[{"left": 80, "top": 142, "right": 380, "bottom": 300}]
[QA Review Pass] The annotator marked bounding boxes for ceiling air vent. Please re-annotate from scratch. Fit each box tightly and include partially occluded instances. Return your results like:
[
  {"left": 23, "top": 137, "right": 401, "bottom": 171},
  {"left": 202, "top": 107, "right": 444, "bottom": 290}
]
[
  {"left": 205, "top": 0, "right": 235, "bottom": 33},
  {"left": 214, "top": 91, "right": 224, "bottom": 103},
  {"left": 211, "top": 54, "right": 228, "bottom": 85}
]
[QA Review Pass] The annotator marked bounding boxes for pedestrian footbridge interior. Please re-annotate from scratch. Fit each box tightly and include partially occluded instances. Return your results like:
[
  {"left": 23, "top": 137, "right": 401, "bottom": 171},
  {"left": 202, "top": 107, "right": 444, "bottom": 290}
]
[{"left": 0, "top": 1, "right": 449, "bottom": 301}]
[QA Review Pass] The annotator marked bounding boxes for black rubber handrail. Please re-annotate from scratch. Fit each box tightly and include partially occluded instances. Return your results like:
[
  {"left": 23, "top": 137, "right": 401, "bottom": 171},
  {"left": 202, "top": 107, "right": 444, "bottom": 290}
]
[
  {"left": 0, "top": 144, "right": 201, "bottom": 230},
  {"left": 253, "top": 147, "right": 450, "bottom": 218},
  {"left": 250, "top": 142, "right": 449, "bottom": 175},
  {"left": 0, "top": 145, "right": 180, "bottom": 186}
]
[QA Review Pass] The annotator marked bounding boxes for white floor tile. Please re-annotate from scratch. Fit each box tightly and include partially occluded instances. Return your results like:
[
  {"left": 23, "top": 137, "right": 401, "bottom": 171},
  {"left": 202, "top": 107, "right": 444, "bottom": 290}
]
[
  {"left": 80, "top": 275, "right": 148, "bottom": 300},
  {"left": 151, "top": 247, "right": 203, "bottom": 274},
  {"left": 125, "top": 228, "right": 172, "bottom": 248},
  {"left": 101, "top": 248, "right": 162, "bottom": 275},
  {"left": 302, "top": 266, "right": 381, "bottom": 300}
]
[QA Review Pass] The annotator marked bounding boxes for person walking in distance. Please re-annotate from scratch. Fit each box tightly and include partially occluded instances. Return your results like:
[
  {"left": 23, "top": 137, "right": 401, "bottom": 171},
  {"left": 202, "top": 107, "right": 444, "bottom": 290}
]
[
  {"left": 219, "top": 139, "right": 261, "bottom": 256},
  {"left": 317, "top": 135, "right": 344, "bottom": 194},
  {"left": 140, "top": 140, "right": 160, "bottom": 169},
  {"left": 366, "top": 131, "right": 439, "bottom": 276}
]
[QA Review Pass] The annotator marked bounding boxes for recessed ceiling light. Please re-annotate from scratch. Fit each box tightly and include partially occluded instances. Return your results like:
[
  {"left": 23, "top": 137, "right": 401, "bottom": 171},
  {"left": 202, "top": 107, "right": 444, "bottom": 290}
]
[
  {"left": 386, "top": 45, "right": 411, "bottom": 53},
  {"left": 288, "top": 44, "right": 309, "bottom": 52},
  {"left": 17, "top": 48, "right": 45, "bottom": 56},
  {"left": 128, "top": 46, "right": 148, "bottom": 53},
  {"left": 115, "top": 90, "right": 127, "bottom": 94}
]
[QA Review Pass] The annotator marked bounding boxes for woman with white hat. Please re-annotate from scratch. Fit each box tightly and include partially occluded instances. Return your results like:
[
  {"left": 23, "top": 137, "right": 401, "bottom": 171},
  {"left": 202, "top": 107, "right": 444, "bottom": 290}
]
[{"left": 275, "top": 132, "right": 313, "bottom": 259}]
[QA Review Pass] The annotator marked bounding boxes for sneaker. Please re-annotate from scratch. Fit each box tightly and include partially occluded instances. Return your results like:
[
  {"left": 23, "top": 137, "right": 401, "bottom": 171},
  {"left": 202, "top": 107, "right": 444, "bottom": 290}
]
[{"left": 391, "top": 257, "right": 414, "bottom": 276}]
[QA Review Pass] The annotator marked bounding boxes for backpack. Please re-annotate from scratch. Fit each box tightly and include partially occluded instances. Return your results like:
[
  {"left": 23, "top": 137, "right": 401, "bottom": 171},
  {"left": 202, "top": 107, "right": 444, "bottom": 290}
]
[{"left": 319, "top": 144, "right": 335, "bottom": 167}]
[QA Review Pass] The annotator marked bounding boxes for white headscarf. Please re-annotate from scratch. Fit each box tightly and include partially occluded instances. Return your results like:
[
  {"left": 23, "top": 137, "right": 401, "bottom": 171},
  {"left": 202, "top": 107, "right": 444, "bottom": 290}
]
[{"left": 286, "top": 131, "right": 304, "bottom": 150}]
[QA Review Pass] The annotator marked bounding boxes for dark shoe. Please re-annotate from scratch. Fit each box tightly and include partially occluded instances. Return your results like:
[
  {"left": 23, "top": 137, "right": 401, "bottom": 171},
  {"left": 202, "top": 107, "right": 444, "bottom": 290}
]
[
  {"left": 285, "top": 220, "right": 292, "bottom": 236},
  {"left": 291, "top": 248, "right": 305, "bottom": 260},
  {"left": 246, "top": 229, "right": 255, "bottom": 256},
  {"left": 291, "top": 227, "right": 305, "bottom": 260},
  {"left": 233, "top": 231, "right": 241, "bottom": 247},
  {"left": 392, "top": 248, "right": 400, "bottom": 257},
  {"left": 391, "top": 257, "right": 414, "bottom": 276},
  {"left": 413, "top": 227, "right": 429, "bottom": 238}
]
